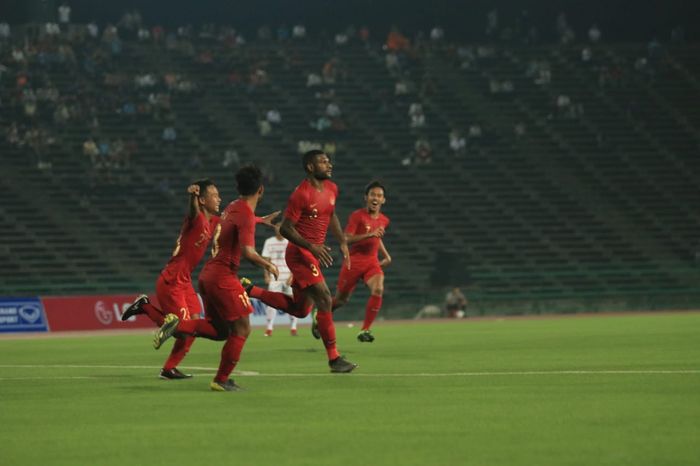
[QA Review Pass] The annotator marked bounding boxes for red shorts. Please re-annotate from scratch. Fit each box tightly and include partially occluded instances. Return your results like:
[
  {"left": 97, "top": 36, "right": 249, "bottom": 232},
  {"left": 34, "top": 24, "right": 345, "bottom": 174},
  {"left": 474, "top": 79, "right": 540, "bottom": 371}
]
[
  {"left": 337, "top": 258, "right": 383, "bottom": 294},
  {"left": 198, "top": 271, "right": 253, "bottom": 322},
  {"left": 155, "top": 274, "right": 202, "bottom": 320},
  {"left": 286, "top": 244, "right": 325, "bottom": 289}
]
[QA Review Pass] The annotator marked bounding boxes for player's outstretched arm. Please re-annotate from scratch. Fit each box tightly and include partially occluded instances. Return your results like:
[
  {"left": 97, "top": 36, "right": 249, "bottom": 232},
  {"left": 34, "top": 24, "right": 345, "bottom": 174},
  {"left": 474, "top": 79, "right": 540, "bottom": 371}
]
[
  {"left": 256, "top": 210, "right": 281, "bottom": 228},
  {"left": 280, "top": 217, "right": 333, "bottom": 267},
  {"left": 242, "top": 246, "right": 279, "bottom": 280},
  {"left": 379, "top": 239, "right": 392, "bottom": 268},
  {"left": 187, "top": 184, "right": 201, "bottom": 220}
]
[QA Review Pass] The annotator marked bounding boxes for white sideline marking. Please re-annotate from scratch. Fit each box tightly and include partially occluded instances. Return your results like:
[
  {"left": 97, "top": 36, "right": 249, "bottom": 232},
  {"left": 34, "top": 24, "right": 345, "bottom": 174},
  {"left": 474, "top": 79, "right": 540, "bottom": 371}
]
[{"left": 0, "top": 364, "right": 698, "bottom": 379}]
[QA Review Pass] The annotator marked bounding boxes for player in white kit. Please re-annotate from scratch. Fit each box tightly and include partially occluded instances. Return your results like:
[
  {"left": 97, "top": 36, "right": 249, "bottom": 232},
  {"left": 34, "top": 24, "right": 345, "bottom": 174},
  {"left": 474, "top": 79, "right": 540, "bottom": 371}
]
[{"left": 260, "top": 223, "right": 298, "bottom": 336}]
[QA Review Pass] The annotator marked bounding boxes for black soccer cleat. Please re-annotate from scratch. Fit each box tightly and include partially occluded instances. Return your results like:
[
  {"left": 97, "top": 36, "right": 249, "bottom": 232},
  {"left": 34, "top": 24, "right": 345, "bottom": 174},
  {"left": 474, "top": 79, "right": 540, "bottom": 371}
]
[
  {"left": 357, "top": 330, "right": 375, "bottom": 343},
  {"left": 329, "top": 356, "right": 358, "bottom": 373},
  {"left": 159, "top": 368, "right": 193, "bottom": 380},
  {"left": 210, "top": 379, "right": 244, "bottom": 392},
  {"left": 153, "top": 314, "right": 180, "bottom": 349},
  {"left": 121, "top": 294, "right": 149, "bottom": 321}
]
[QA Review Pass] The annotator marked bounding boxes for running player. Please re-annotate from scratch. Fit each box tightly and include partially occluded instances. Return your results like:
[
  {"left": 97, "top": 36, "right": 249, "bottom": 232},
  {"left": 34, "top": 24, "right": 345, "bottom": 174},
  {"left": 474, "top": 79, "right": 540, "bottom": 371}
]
[
  {"left": 244, "top": 149, "right": 358, "bottom": 373},
  {"left": 122, "top": 180, "right": 278, "bottom": 380},
  {"left": 332, "top": 180, "right": 391, "bottom": 342},
  {"left": 153, "top": 165, "right": 279, "bottom": 392},
  {"left": 121, "top": 180, "right": 221, "bottom": 379},
  {"left": 260, "top": 223, "right": 298, "bottom": 336}
]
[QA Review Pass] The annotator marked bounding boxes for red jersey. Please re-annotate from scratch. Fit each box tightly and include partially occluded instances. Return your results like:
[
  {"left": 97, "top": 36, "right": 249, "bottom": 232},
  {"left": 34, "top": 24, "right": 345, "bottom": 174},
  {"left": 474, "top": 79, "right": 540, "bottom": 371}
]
[
  {"left": 161, "top": 212, "right": 220, "bottom": 285},
  {"left": 345, "top": 209, "right": 390, "bottom": 258},
  {"left": 284, "top": 179, "right": 338, "bottom": 245},
  {"left": 202, "top": 199, "right": 256, "bottom": 276}
]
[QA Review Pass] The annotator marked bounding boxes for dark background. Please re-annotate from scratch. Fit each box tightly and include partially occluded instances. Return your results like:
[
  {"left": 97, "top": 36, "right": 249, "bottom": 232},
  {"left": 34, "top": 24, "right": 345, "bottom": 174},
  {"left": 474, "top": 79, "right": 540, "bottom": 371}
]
[{"left": 3, "top": 0, "right": 698, "bottom": 42}]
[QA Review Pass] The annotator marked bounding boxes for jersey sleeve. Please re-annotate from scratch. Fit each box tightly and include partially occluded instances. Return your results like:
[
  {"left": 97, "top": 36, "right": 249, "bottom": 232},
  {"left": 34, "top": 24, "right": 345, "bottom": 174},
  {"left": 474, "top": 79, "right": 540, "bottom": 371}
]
[
  {"left": 344, "top": 211, "right": 361, "bottom": 234},
  {"left": 284, "top": 188, "right": 304, "bottom": 223},
  {"left": 237, "top": 210, "right": 256, "bottom": 248}
]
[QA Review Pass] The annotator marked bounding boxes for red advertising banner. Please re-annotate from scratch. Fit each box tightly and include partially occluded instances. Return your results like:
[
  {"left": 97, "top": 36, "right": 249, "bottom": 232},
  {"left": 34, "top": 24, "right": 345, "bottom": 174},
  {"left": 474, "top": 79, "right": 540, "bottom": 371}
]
[{"left": 41, "top": 294, "right": 160, "bottom": 332}]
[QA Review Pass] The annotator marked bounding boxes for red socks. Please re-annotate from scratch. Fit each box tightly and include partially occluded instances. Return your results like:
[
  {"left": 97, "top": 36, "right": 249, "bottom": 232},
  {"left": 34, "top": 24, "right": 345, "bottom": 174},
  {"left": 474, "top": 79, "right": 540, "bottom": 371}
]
[
  {"left": 362, "top": 295, "right": 382, "bottom": 331},
  {"left": 215, "top": 335, "right": 247, "bottom": 383},
  {"left": 316, "top": 310, "right": 340, "bottom": 360},
  {"left": 250, "top": 285, "right": 312, "bottom": 318},
  {"left": 163, "top": 336, "right": 195, "bottom": 371},
  {"left": 141, "top": 303, "right": 167, "bottom": 326},
  {"left": 176, "top": 319, "right": 220, "bottom": 339}
]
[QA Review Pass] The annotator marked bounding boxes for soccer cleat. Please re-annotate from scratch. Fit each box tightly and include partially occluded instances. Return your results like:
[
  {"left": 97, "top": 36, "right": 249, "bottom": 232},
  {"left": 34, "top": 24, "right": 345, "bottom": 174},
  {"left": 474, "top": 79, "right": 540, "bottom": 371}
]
[
  {"left": 357, "top": 330, "right": 375, "bottom": 343},
  {"left": 159, "top": 368, "right": 193, "bottom": 380},
  {"left": 121, "top": 294, "right": 149, "bottom": 321},
  {"left": 153, "top": 314, "right": 180, "bottom": 349},
  {"left": 329, "top": 356, "right": 358, "bottom": 373},
  {"left": 210, "top": 379, "right": 244, "bottom": 392},
  {"left": 240, "top": 277, "right": 254, "bottom": 294},
  {"left": 264, "top": 329, "right": 273, "bottom": 337},
  {"left": 290, "top": 328, "right": 298, "bottom": 336},
  {"left": 310, "top": 308, "right": 321, "bottom": 340}
]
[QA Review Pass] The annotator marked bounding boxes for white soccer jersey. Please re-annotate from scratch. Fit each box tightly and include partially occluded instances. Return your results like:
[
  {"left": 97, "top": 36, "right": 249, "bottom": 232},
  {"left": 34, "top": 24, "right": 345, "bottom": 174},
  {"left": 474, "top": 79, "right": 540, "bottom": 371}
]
[{"left": 261, "top": 236, "right": 291, "bottom": 282}]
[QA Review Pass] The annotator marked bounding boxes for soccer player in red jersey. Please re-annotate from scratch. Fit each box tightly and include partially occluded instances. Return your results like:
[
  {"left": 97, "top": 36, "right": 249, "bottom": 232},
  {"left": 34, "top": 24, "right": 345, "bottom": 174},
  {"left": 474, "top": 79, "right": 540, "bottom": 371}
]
[
  {"left": 332, "top": 180, "right": 391, "bottom": 342},
  {"left": 121, "top": 180, "right": 221, "bottom": 379},
  {"left": 245, "top": 150, "right": 358, "bottom": 373},
  {"left": 154, "top": 165, "right": 279, "bottom": 391}
]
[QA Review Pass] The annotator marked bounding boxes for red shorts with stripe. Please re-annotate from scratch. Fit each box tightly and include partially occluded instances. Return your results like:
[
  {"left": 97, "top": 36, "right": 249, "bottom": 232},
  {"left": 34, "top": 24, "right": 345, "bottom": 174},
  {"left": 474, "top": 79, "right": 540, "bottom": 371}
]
[
  {"left": 336, "top": 257, "right": 383, "bottom": 294},
  {"left": 155, "top": 274, "right": 202, "bottom": 321},
  {"left": 198, "top": 271, "right": 253, "bottom": 322},
  {"left": 286, "top": 244, "right": 325, "bottom": 289}
]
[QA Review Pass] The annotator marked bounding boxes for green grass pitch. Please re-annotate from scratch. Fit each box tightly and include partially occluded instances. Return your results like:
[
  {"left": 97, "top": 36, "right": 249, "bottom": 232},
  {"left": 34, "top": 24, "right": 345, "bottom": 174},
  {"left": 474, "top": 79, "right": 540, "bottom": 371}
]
[{"left": 1, "top": 312, "right": 699, "bottom": 466}]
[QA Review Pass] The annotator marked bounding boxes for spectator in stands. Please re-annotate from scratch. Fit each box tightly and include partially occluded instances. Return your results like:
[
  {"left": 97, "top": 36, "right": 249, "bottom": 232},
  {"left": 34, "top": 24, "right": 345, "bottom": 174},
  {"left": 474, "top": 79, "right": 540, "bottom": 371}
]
[
  {"left": 58, "top": 3, "right": 71, "bottom": 24},
  {"left": 468, "top": 124, "right": 483, "bottom": 145},
  {"left": 445, "top": 287, "right": 467, "bottom": 318},
  {"left": 325, "top": 101, "right": 341, "bottom": 118},
  {"left": 385, "top": 52, "right": 400, "bottom": 73},
  {"left": 162, "top": 125, "right": 177, "bottom": 142},
  {"left": 414, "top": 137, "right": 432, "bottom": 164},
  {"left": 322, "top": 58, "right": 338, "bottom": 84},
  {"left": 408, "top": 102, "right": 426, "bottom": 128},
  {"left": 258, "top": 118, "right": 272, "bottom": 137},
  {"left": 310, "top": 115, "right": 332, "bottom": 132},
  {"left": 588, "top": 24, "right": 602, "bottom": 43},
  {"left": 385, "top": 27, "right": 410, "bottom": 52},
  {"left": 222, "top": 148, "right": 240, "bottom": 168},
  {"left": 581, "top": 47, "right": 593, "bottom": 63},
  {"left": 335, "top": 32, "right": 349, "bottom": 46},
  {"left": 449, "top": 129, "right": 466, "bottom": 157},
  {"left": 0, "top": 22, "right": 10, "bottom": 40},
  {"left": 514, "top": 122, "right": 526, "bottom": 140},
  {"left": 395, "top": 77, "right": 414, "bottom": 96},
  {"left": 307, "top": 72, "right": 322, "bottom": 87},
  {"left": 266, "top": 108, "right": 282, "bottom": 125},
  {"left": 430, "top": 26, "right": 445, "bottom": 42},
  {"left": 87, "top": 21, "right": 99, "bottom": 38},
  {"left": 293, "top": 24, "right": 306, "bottom": 39},
  {"left": 276, "top": 24, "right": 290, "bottom": 41}
]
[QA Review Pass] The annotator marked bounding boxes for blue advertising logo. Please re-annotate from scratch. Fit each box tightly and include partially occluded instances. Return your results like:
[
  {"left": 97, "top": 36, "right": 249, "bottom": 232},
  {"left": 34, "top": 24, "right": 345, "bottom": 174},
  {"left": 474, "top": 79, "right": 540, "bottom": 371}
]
[{"left": 0, "top": 297, "right": 49, "bottom": 333}]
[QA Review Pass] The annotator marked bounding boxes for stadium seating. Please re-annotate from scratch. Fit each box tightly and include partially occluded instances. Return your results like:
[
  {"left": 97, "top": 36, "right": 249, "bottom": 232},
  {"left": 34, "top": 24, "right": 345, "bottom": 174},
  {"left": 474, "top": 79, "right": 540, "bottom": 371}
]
[{"left": 1, "top": 27, "right": 698, "bottom": 313}]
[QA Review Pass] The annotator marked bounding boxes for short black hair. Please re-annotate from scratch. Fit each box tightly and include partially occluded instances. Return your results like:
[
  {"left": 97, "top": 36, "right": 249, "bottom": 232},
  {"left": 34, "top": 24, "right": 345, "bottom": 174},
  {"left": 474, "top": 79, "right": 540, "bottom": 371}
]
[
  {"left": 365, "top": 180, "right": 386, "bottom": 196},
  {"left": 302, "top": 149, "right": 326, "bottom": 172},
  {"left": 236, "top": 164, "right": 263, "bottom": 195},
  {"left": 193, "top": 178, "right": 215, "bottom": 196}
]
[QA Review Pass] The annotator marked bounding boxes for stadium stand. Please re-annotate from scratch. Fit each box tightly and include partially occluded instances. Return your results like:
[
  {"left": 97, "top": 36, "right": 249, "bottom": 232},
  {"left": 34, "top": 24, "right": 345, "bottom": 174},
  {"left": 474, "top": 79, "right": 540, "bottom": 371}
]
[{"left": 1, "top": 23, "right": 698, "bottom": 314}]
